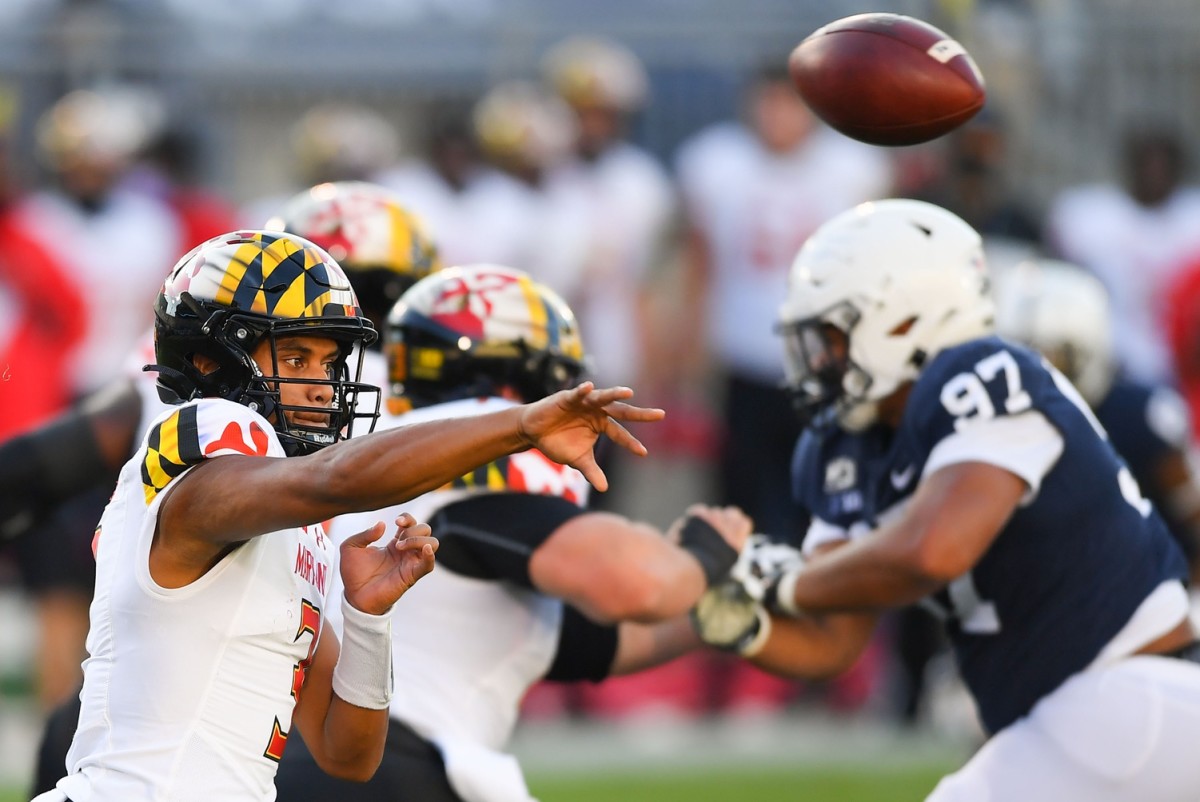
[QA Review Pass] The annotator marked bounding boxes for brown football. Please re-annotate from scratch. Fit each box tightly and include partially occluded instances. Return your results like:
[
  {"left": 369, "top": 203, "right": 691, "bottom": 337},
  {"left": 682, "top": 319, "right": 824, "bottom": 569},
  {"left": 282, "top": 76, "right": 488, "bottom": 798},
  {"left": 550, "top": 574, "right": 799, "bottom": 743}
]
[{"left": 788, "top": 13, "right": 986, "bottom": 146}]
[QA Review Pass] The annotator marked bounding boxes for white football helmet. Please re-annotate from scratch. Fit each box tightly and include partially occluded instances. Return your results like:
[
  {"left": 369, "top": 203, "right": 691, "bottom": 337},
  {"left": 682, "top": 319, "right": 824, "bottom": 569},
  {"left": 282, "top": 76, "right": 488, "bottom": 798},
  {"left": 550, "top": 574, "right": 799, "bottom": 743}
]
[
  {"left": 992, "top": 259, "right": 1115, "bottom": 405},
  {"left": 779, "top": 199, "right": 993, "bottom": 430}
]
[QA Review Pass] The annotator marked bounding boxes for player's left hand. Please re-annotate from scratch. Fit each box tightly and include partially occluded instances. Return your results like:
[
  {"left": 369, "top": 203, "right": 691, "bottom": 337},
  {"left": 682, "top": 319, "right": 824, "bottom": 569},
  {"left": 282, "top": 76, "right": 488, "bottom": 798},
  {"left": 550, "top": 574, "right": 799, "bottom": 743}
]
[{"left": 339, "top": 512, "right": 438, "bottom": 616}]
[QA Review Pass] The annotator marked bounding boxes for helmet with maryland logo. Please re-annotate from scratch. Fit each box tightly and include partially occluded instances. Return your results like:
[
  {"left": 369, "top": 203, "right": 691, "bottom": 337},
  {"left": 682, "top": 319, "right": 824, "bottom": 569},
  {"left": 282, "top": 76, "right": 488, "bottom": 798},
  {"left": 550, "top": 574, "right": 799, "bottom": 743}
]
[
  {"left": 385, "top": 264, "right": 585, "bottom": 413},
  {"left": 779, "top": 199, "right": 993, "bottom": 431},
  {"left": 152, "top": 230, "right": 380, "bottom": 455},
  {"left": 264, "top": 181, "right": 441, "bottom": 331}
]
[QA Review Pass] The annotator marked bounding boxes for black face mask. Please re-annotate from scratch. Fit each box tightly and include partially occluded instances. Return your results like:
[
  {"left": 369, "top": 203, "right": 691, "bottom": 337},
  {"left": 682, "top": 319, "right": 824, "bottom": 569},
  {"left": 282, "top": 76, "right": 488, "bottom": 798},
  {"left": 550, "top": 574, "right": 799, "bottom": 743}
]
[{"left": 778, "top": 304, "right": 860, "bottom": 429}]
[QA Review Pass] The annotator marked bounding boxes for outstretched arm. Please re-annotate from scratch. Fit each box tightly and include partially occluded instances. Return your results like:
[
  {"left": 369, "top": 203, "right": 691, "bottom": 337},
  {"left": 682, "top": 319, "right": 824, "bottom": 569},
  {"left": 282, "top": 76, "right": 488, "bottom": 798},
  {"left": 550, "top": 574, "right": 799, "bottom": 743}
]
[{"left": 161, "top": 383, "right": 664, "bottom": 549}]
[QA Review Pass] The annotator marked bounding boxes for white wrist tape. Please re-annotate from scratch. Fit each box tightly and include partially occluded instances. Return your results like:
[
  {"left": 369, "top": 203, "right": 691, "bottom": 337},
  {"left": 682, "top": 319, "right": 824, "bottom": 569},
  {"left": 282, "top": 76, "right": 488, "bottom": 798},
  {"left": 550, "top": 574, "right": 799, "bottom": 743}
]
[
  {"left": 774, "top": 566, "right": 805, "bottom": 617},
  {"left": 738, "top": 607, "right": 772, "bottom": 658},
  {"left": 332, "top": 598, "right": 394, "bottom": 710}
]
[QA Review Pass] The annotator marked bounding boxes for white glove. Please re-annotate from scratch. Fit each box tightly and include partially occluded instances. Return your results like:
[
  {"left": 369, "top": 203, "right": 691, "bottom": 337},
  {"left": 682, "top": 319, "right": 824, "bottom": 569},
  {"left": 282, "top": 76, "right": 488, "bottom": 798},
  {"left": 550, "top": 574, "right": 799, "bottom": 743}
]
[{"left": 729, "top": 534, "right": 806, "bottom": 603}]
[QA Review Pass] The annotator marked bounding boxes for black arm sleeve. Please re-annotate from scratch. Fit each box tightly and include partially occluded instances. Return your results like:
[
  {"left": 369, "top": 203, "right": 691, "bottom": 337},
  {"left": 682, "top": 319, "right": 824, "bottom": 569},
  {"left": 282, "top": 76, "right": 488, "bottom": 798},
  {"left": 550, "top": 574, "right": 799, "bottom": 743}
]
[
  {"left": 428, "top": 492, "right": 583, "bottom": 588},
  {"left": 0, "top": 412, "right": 114, "bottom": 539},
  {"left": 544, "top": 604, "right": 620, "bottom": 683}
]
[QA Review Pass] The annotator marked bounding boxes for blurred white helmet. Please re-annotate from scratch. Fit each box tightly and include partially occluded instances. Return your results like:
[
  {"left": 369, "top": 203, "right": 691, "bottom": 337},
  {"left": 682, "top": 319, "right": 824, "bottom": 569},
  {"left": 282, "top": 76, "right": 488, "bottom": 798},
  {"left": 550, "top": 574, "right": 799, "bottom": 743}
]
[
  {"left": 290, "top": 103, "right": 399, "bottom": 182},
  {"left": 779, "top": 199, "right": 993, "bottom": 430},
  {"left": 992, "top": 259, "right": 1115, "bottom": 405},
  {"left": 472, "top": 81, "right": 576, "bottom": 171},
  {"left": 541, "top": 36, "right": 649, "bottom": 111},
  {"left": 36, "top": 85, "right": 164, "bottom": 170}
]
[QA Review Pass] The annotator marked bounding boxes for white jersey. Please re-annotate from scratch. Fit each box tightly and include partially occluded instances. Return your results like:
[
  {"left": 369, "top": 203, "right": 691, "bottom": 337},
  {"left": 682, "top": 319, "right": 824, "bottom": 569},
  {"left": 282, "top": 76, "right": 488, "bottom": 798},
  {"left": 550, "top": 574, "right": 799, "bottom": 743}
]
[
  {"left": 56, "top": 398, "right": 333, "bottom": 802},
  {"left": 675, "top": 122, "right": 892, "bottom": 382},
  {"left": 327, "top": 397, "right": 590, "bottom": 752},
  {"left": 1046, "top": 183, "right": 1200, "bottom": 385},
  {"left": 373, "top": 161, "right": 541, "bottom": 269},
  {"left": 541, "top": 144, "right": 675, "bottom": 386}
]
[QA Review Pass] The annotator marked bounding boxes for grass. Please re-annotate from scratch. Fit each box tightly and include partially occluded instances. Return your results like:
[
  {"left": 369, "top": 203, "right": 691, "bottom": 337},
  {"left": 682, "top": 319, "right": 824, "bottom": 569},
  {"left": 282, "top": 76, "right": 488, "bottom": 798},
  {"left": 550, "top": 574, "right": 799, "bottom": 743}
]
[
  {"left": 0, "top": 762, "right": 958, "bottom": 802},
  {"left": 526, "top": 763, "right": 954, "bottom": 801}
]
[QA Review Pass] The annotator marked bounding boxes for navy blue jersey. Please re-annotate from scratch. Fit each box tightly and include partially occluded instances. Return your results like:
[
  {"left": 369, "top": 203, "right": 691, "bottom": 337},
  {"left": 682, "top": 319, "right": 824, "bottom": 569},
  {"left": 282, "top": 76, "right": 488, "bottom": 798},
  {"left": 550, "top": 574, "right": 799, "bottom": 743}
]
[
  {"left": 792, "top": 336, "right": 1188, "bottom": 733},
  {"left": 1095, "top": 378, "right": 1195, "bottom": 559}
]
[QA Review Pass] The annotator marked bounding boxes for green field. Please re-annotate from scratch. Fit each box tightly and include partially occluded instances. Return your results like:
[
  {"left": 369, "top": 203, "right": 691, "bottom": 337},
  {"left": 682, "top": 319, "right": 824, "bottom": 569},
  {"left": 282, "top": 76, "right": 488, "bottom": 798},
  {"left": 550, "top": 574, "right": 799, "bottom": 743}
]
[
  {"left": 527, "top": 763, "right": 953, "bottom": 801},
  {"left": 1, "top": 763, "right": 956, "bottom": 802}
]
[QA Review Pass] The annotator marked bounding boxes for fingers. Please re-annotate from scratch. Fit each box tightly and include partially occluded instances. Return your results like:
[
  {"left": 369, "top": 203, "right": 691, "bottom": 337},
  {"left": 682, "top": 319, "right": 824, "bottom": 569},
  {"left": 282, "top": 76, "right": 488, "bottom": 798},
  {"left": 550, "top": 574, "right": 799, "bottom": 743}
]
[
  {"left": 394, "top": 515, "right": 432, "bottom": 540},
  {"left": 599, "top": 399, "right": 667, "bottom": 422},
  {"left": 603, "top": 417, "right": 648, "bottom": 457},
  {"left": 573, "top": 452, "right": 609, "bottom": 493},
  {"left": 390, "top": 534, "right": 439, "bottom": 554},
  {"left": 392, "top": 536, "right": 438, "bottom": 584},
  {"left": 340, "top": 521, "right": 386, "bottom": 549}
]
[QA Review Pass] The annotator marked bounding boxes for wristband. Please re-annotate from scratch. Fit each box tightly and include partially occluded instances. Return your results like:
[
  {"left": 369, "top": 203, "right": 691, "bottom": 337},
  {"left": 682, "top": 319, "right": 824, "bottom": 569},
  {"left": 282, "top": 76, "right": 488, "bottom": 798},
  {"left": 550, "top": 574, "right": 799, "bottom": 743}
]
[
  {"left": 332, "top": 598, "right": 394, "bottom": 710},
  {"left": 679, "top": 515, "right": 739, "bottom": 586},
  {"left": 769, "top": 566, "right": 805, "bottom": 618}
]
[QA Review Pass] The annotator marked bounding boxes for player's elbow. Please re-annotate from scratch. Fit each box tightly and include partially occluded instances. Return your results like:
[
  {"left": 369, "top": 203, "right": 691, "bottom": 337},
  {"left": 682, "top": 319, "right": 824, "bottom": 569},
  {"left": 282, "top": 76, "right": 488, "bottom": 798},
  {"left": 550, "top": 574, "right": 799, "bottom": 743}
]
[{"left": 316, "top": 750, "right": 383, "bottom": 783}]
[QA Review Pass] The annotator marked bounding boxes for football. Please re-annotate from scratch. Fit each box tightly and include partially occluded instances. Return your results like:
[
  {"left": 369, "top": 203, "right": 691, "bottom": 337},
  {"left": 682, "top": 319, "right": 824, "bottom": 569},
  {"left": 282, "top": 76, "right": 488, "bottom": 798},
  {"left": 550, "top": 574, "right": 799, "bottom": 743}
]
[{"left": 788, "top": 13, "right": 986, "bottom": 146}]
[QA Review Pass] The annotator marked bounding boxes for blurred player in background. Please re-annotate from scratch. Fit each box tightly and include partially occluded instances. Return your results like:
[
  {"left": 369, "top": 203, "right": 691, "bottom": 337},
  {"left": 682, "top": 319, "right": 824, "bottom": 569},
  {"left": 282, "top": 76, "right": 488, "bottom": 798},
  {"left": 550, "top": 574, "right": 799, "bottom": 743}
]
[
  {"left": 274, "top": 264, "right": 750, "bottom": 802},
  {"left": 675, "top": 63, "right": 893, "bottom": 543},
  {"left": 241, "top": 102, "right": 400, "bottom": 227},
  {"left": 1045, "top": 125, "right": 1200, "bottom": 388},
  {"left": 10, "top": 85, "right": 182, "bottom": 709},
  {"left": 694, "top": 199, "right": 1200, "bottom": 801},
  {"left": 673, "top": 62, "right": 893, "bottom": 716},
  {"left": 9, "top": 182, "right": 442, "bottom": 797},
  {"left": 37, "top": 231, "right": 662, "bottom": 802},
  {"left": 539, "top": 35, "right": 675, "bottom": 390},
  {"left": 993, "top": 259, "right": 1200, "bottom": 583}
]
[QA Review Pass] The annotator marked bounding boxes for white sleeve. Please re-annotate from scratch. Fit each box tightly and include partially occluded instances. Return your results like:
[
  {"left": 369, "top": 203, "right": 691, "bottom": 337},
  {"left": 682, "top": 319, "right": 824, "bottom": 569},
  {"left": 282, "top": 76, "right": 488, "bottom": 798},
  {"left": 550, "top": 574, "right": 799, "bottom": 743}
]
[
  {"left": 801, "top": 517, "right": 850, "bottom": 557},
  {"left": 923, "top": 411, "right": 1064, "bottom": 503}
]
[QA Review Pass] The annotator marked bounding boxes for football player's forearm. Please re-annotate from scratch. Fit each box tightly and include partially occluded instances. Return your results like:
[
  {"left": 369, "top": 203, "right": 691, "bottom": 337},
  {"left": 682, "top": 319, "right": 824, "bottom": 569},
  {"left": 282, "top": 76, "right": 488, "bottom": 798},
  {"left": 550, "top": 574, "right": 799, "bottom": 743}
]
[
  {"left": 751, "top": 613, "right": 877, "bottom": 681},
  {"left": 609, "top": 617, "right": 702, "bottom": 675},
  {"left": 314, "top": 698, "right": 388, "bottom": 782},
  {"left": 313, "top": 407, "right": 528, "bottom": 515},
  {"left": 787, "top": 535, "right": 945, "bottom": 612}
]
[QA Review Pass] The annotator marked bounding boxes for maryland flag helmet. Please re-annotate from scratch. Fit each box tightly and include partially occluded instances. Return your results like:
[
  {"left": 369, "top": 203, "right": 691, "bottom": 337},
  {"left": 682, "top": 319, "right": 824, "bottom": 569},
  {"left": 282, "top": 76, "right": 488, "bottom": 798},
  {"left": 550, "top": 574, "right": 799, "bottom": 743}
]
[
  {"left": 264, "top": 181, "right": 441, "bottom": 331},
  {"left": 152, "top": 230, "right": 380, "bottom": 455},
  {"left": 386, "top": 264, "right": 585, "bottom": 412}
]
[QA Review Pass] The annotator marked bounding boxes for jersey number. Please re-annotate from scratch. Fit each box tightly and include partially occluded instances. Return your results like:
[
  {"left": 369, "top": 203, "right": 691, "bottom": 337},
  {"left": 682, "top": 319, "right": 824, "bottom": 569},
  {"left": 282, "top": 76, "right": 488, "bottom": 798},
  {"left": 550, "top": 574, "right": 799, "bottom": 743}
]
[
  {"left": 929, "top": 350, "right": 1154, "bottom": 633},
  {"left": 264, "top": 599, "right": 322, "bottom": 762}
]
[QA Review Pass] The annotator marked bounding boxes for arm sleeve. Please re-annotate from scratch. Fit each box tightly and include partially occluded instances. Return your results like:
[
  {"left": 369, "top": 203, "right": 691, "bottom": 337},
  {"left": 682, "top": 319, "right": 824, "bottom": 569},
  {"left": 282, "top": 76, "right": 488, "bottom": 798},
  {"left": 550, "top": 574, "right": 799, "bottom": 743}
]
[
  {"left": 427, "top": 492, "right": 584, "bottom": 588},
  {"left": 544, "top": 604, "right": 619, "bottom": 683},
  {"left": 922, "top": 411, "right": 1064, "bottom": 502}
]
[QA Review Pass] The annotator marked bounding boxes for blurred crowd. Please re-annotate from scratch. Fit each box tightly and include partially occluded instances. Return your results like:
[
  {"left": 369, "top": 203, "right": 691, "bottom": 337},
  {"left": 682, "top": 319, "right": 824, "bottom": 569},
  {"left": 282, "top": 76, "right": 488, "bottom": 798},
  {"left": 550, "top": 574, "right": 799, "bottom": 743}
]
[{"left": 4, "top": 18, "right": 1200, "bottom": 748}]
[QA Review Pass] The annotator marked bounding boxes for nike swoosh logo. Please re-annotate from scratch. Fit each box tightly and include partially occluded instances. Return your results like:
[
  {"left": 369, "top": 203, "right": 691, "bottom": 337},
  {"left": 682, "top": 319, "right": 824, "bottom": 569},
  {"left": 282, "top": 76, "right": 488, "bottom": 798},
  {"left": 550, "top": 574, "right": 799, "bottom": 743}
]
[{"left": 890, "top": 465, "right": 916, "bottom": 490}]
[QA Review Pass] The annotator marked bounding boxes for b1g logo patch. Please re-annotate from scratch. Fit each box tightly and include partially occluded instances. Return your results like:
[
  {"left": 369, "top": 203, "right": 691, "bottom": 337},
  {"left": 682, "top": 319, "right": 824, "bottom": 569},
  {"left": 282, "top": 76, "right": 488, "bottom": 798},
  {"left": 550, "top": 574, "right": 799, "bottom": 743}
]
[{"left": 824, "top": 456, "right": 857, "bottom": 493}]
